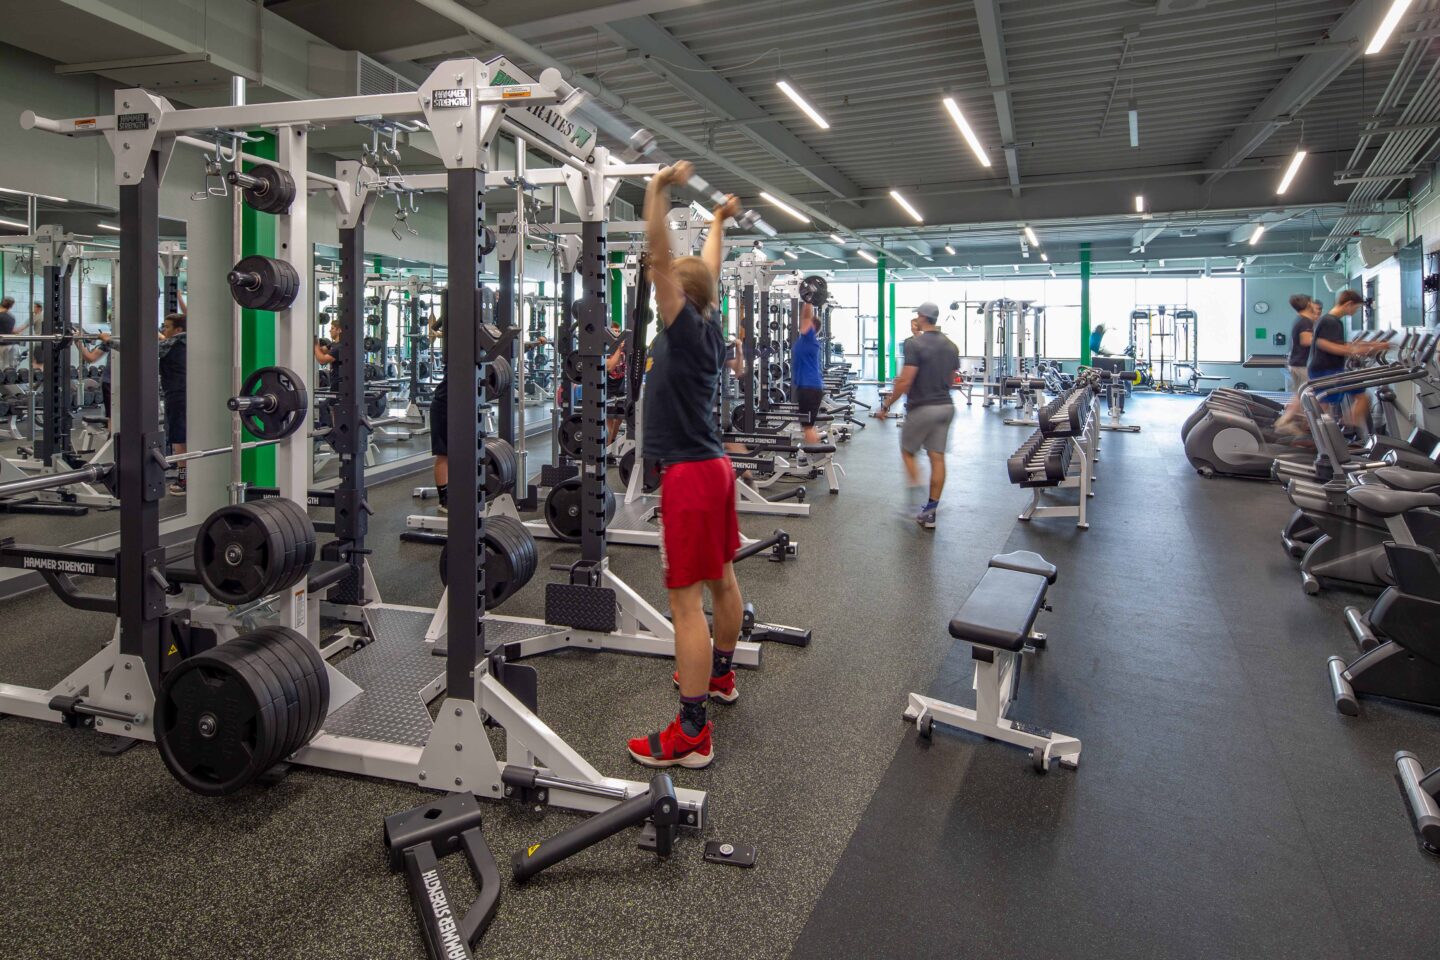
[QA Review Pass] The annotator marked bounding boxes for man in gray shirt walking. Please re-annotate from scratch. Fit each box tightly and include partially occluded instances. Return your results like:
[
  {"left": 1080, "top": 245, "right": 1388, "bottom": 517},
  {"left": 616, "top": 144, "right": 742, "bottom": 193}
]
[{"left": 877, "top": 302, "right": 959, "bottom": 528}]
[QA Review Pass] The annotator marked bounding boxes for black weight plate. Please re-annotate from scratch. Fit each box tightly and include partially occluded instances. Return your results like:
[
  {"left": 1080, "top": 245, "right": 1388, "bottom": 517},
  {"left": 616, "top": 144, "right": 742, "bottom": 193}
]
[
  {"left": 558, "top": 414, "right": 586, "bottom": 461},
  {"left": 483, "top": 356, "right": 512, "bottom": 401},
  {"left": 285, "top": 497, "right": 318, "bottom": 570},
  {"left": 484, "top": 438, "right": 517, "bottom": 497},
  {"left": 195, "top": 503, "right": 287, "bottom": 605},
  {"left": 266, "top": 498, "right": 312, "bottom": 594},
  {"left": 248, "top": 626, "right": 320, "bottom": 748},
  {"left": 259, "top": 625, "right": 329, "bottom": 743},
  {"left": 156, "top": 650, "right": 280, "bottom": 795},
  {"left": 618, "top": 449, "right": 635, "bottom": 488},
  {"left": 438, "top": 543, "right": 447, "bottom": 588},
  {"left": 218, "top": 637, "right": 300, "bottom": 764},
  {"left": 544, "top": 477, "right": 584, "bottom": 542},
  {"left": 238, "top": 366, "right": 307, "bottom": 441},
  {"left": 242, "top": 631, "right": 314, "bottom": 754},
  {"left": 255, "top": 499, "right": 301, "bottom": 599}
]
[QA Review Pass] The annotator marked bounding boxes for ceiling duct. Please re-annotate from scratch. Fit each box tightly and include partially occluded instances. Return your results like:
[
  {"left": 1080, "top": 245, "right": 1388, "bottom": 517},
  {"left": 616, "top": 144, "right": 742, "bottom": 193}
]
[{"left": 310, "top": 46, "right": 417, "bottom": 99}]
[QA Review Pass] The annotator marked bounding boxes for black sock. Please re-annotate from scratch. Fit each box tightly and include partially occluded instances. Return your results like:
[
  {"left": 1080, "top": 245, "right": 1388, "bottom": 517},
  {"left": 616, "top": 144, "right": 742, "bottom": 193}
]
[
  {"left": 679, "top": 695, "right": 708, "bottom": 737},
  {"left": 437, "top": 483, "right": 447, "bottom": 507},
  {"left": 712, "top": 647, "right": 734, "bottom": 678}
]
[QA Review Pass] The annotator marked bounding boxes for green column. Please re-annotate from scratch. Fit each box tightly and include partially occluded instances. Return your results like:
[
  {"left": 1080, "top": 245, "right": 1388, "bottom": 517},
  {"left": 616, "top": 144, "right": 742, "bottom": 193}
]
[
  {"left": 240, "top": 132, "right": 278, "bottom": 486},
  {"left": 720, "top": 292, "right": 729, "bottom": 336},
  {"left": 888, "top": 281, "right": 897, "bottom": 379},
  {"left": 608, "top": 250, "right": 624, "bottom": 327},
  {"left": 876, "top": 256, "right": 887, "bottom": 379},
  {"left": 1079, "top": 242, "right": 1092, "bottom": 366}
]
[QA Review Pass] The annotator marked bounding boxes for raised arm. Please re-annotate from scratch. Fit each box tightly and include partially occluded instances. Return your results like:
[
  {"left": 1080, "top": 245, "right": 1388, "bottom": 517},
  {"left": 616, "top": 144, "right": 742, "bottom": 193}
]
[
  {"left": 644, "top": 161, "right": 691, "bottom": 327},
  {"left": 704, "top": 194, "right": 741, "bottom": 282}
]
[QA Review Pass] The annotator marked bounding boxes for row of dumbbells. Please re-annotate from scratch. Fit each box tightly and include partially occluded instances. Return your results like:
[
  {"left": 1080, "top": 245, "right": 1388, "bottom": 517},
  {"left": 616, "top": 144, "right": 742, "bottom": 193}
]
[
  {"left": 1038, "top": 384, "right": 1094, "bottom": 438},
  {"left": 1007, "top": 428, "right": 1075, "bottom": 486}
]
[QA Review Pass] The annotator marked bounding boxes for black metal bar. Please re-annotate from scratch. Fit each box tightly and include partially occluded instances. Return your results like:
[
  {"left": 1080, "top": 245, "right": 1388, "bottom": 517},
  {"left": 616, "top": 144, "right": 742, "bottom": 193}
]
[
  {"left": 625, "top": 260, "right": 651, "bottom": 427},
  {"left": 740, "top": 283, "right": 755, "bottom": 420},
  {"left": 408, "top": 294, "right": 422, "bottom": 403},
  {"left": 445, "top": 166, "right": 486, "bottom": 701},
  {"left": 577, "top": 220, "right": 609, "bottom": 565},
  {"left": 512, "top": 774, "right": 678, "bottom": 882},
  {"left": 496, "top": 256, "right": 516, "bottom": 445},
  {"left": 758, "top": 288, "right": 771, "bottom": 413},
  {"left": 560, "top": 269, "right": 576, "bottom": 422},
  {"left": 325, "top": 222, "right": 371, "bottom": 605},
  {"left": 116, "top": 150, "right": 166, "bottom": 687}
]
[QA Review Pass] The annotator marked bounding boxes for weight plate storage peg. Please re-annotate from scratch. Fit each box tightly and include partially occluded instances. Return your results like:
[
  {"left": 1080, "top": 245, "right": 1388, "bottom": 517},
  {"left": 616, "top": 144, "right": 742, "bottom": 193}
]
[
  {"left": 228, "top": 255, "right": 300, "bottom": 312},
  {"left": 232, "top": 366, "right": 308, "bottom": 441}
]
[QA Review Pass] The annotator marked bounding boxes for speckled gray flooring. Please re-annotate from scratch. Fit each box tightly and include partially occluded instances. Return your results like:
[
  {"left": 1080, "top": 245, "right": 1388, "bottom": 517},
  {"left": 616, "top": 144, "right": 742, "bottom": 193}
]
[
  {"left": 4, "top": 394, "right": 1434, "bottom": 960},
  {"left": 791, "top": 394, "right": 1440, "bottom": 960}
]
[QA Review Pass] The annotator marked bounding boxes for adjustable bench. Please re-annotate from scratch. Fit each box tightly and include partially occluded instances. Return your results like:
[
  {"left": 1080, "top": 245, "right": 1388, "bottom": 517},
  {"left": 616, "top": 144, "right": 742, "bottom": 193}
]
[{"left": 903, "top": 550, "right": 1082, "bottom": 772}]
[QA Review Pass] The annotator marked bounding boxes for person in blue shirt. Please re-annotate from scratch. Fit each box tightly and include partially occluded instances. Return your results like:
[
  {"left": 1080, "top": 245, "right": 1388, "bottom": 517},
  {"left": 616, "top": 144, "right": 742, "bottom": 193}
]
[
  {"left": 1088, "top": 323, "right": 1112, "bottom": 357},
  {"left": 790, "top": 302, "right": 824, "bottom": 445}
]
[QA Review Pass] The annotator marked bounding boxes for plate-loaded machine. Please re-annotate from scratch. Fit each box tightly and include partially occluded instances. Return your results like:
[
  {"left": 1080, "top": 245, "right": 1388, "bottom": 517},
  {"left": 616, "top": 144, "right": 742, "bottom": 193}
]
[
  {"left": 1007, "top": 375, "right": 1100, "bottom": 529},
  {"left": 15, "top": 60, "right": 718, "bottom": 832}
]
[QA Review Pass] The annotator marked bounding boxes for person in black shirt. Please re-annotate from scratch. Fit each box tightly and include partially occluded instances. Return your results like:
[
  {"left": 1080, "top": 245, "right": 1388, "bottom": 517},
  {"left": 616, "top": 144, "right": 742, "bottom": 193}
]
[
  {"left": 158, "top": 312, "right": 188, "bottom": 494},
  {"left": 1307, "top": 289, "right": 1381, "bottom": 430},
  {"left": 1273, "top": 294, "right": 1319, "bottom": 434},
  {"left": 626, "top": 159, "right": 745, "bottom": 771}
]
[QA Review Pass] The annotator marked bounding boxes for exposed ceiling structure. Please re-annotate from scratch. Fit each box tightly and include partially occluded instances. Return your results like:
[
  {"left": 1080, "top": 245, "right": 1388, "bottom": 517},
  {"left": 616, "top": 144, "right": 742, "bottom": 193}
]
[{"left": 1, "top": 0, "right": 1436, "bottom": 276}]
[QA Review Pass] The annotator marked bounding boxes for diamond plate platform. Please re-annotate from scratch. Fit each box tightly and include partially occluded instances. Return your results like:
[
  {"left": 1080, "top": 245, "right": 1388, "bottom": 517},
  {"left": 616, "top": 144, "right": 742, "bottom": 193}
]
[{"left": 321, "top": 606, "right": 563, "bottom": 747}]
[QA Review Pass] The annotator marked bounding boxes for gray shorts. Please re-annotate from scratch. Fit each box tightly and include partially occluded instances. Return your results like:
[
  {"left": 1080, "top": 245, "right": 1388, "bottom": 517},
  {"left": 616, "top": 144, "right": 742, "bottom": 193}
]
[
  {"left": 1285, "top": 365, "right": 1308, "bottom": 393},
  {"left": 901, "top": 403, "right": 954, "bottom": 455}
]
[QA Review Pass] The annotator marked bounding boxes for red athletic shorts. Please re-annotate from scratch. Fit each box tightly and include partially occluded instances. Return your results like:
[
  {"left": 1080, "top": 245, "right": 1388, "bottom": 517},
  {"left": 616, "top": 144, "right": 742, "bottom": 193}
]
[{"left": 658, "top": 456, "right": 740, "bottom": 589}]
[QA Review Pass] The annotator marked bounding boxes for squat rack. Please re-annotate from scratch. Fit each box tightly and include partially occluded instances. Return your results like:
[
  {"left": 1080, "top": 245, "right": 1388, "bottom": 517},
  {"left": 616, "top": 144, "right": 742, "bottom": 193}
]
[{"left": 16, "top": 57, "right": 712, "bottom": 823}]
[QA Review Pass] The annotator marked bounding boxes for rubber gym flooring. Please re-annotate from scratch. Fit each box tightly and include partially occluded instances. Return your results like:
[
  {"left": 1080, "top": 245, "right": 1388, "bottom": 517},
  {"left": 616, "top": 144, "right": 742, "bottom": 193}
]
[{"left": 1, "top": 393, "right": 1437, "bottom": 960}]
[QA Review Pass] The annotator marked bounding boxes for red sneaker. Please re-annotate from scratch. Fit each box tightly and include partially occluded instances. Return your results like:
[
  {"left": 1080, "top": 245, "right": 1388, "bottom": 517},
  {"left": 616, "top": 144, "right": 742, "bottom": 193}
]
[
  {"left": 672, "top": 670, "right": 739, "bottom": 704},
  {"left": 627, "top": 715, "right": 714, "bottom": 769}
]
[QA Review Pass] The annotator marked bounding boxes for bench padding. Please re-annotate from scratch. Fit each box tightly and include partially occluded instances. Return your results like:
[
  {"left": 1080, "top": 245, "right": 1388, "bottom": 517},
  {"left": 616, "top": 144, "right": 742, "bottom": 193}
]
[
  {"left": 988, "top": 549, "right": 1058, "bottom": 583},
  {"left": 949, "top": 567, "right": 1048, "bottom": 652}
]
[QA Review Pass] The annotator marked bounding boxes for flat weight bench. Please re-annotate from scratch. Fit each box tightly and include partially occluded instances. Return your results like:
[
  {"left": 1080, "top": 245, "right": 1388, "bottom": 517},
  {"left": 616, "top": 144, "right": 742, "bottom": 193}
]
[{"left": 903, "top": 550, "right": 1082, "bottom": 772}]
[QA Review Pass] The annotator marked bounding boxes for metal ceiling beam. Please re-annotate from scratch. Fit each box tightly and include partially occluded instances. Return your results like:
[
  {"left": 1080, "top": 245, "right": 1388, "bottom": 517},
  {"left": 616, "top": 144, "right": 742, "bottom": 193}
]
[
  {"left": 1201, "top": 0, "right": 1387, "bottom": 185},
  {"left": 376, "top": 0, "right": 706, "bottom": 61},
  {"left": 1131, "top": 222, "right": 1166, "bottom": 252},
  {"left": 598, "top": 16, "right": 861, "bottom": 203},
  {"left": 973, "top": 0, "right": 1021, "bottom": 198}
]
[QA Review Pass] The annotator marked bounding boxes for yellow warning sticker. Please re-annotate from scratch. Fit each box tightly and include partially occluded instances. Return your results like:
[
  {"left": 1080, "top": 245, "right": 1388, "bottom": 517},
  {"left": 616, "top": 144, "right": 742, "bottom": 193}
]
[
  {"left": 167, "top": 643, "right": 179, "bottom": 656},
  {"left": 527, "top": 844, "right": 541, "bottom": 857},
  {"left": 501, "top": 87, "right": 533, "bottom": 99}
]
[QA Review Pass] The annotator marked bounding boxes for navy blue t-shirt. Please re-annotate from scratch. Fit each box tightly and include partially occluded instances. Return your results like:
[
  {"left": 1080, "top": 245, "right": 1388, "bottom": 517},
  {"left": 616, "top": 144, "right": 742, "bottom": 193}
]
[
  {"left": 1308, "top": 314, "right": 1346, "bottom": 378},
  {"left": 791, "top": 328, "right": 823, "bottom": 389},
  {"left": 642, "top": 301, "right": 726, "bottom": 464}
]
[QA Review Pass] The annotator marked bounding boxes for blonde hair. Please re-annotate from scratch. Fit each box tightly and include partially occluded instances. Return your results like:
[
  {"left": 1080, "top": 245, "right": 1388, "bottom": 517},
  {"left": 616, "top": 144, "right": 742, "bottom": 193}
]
[{"left": 673, "top": 256, "right": 716, "bottom": 307}]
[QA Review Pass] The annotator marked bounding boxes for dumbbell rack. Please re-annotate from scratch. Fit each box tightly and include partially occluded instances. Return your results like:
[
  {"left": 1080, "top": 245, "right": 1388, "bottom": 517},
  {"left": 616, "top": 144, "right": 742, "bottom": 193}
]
[{"left": 1008, "top": 383, "right": 1099, "bottom": 529}]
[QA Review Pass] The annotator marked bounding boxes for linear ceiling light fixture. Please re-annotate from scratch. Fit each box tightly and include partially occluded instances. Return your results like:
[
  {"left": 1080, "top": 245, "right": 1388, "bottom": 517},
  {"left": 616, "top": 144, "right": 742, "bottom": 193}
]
[
  {"left": 775, "top": 79, "right": 830, "bottom": 130},
  {"left": 1367, "top": 0, "right": 1415, "bottom": 55},
  {"left": 829, "top": 233, "right": 847, "bottom": 245},
  {"left": 1276, "top": 148, "right": 1307, "bottom": 194},
  {"left": 1135, "top": 195, "right": 1145, "bottom": 213},
  {"left": 856, "top": 249, "right": 878, "bottom": 264},
  {"left": 0, "top": 217, "right": 30, "bottom": 229},
  {"left": 759, "top": 190, "right": 811, "bottom": 223},
  {"left": 942, "top": 96, "right": 991, "bottom": 167},
  {"left": 96, "top": 222, "right": 121, "bottom": 232},
  {"left": 1128, "top": 101, "right": 1140, "bottom": 148},
  {"left": 784, "top": 249, "right": 799, "bottom": 260},
  {"left": 1023, "top": 226, "right": 1040, "bottom": 247},
  {"left": 944, "top": 243, "right": 956, "bottom": 255},
  {"left": 1249, "top": 224, "right": 1265, "bottom": 245},
  {"left": 890, "top": 190, "right": 924, "bottom": 223}
]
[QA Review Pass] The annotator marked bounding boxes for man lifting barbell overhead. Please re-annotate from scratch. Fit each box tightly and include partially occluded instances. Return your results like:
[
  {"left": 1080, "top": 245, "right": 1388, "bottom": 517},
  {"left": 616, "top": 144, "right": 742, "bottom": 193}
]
[
  {"left": 626, "top": 159, "right": 746, "bottom": 771},
  {"left": 792, "top": 301, "right": 824, "bottom": 446},
  {"left": 877, "top": 302, "right": 959, "bottom": 529}
]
